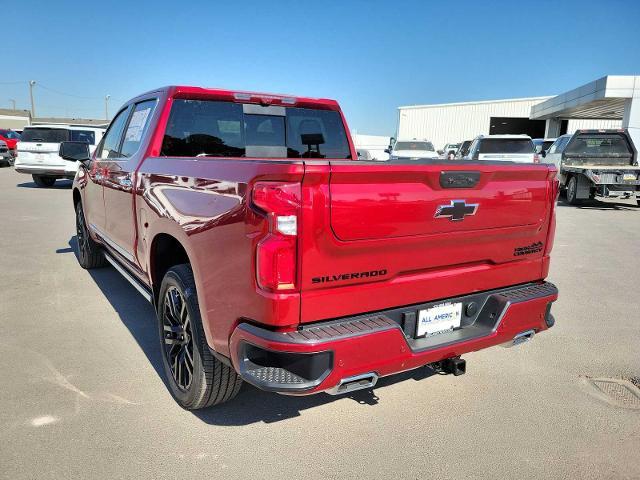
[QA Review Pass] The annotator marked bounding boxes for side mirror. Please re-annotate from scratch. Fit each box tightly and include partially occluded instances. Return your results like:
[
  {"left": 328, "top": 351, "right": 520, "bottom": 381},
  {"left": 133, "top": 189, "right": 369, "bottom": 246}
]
[
  {"left": 541, "top": 150, "right": 547, "bottom": 158},
  {"left": 59, "top": 141, "right": 90, "bottom": 163},
  {"left": 384, "top": 148, "right": 391, "bottom": 154}
]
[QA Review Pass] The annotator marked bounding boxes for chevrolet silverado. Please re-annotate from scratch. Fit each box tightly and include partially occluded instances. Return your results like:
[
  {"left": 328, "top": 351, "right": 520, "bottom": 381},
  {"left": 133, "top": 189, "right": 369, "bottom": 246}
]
[{"left": 64, "top": 86, "right": 559, "bottom": 409}]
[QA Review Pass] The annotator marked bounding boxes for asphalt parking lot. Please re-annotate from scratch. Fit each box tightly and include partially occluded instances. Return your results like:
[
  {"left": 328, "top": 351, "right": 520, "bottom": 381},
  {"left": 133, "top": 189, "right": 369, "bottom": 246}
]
[{"left": 1, "top": 167, "right": 639, "bottom": 480}]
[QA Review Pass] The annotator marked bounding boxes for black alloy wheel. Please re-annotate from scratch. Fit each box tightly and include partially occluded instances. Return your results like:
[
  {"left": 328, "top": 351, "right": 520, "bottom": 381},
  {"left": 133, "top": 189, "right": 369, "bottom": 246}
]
[
  {"left": 162, "top": 286, "right": 194, "bottom": 391},
  {"left": 75, "top": 203, "right": 107, "bottom": 269}
]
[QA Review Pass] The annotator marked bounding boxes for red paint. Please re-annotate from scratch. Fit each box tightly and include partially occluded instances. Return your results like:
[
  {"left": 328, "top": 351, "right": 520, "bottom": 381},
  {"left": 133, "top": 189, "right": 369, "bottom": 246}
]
[{"left": 74, "top": 85, "right": 558, "bottom": 394}]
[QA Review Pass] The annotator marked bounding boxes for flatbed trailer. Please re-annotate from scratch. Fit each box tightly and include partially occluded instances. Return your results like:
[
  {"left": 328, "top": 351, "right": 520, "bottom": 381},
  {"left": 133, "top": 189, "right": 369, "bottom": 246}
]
[{"left": 545, "top": 129, "right": 640, "bottom": 205}]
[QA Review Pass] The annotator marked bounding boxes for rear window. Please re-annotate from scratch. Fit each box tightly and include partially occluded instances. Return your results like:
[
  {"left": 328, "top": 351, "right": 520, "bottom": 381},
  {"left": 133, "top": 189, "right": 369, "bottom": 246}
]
[
  {"left": 70, "top": 130, "right": 96, "bottom": 144},
  {"left": 20, "top": 128, "right": 69, "bottom": 143},
  {"left": 394, "top": 141, "right": 435, "bottom": 151},
  {"left": 565, "top": 133, "right": 632, "bottom": 156},
  {"left": 478, "top": 139, "right": 534, "bottom": 154},
  {"left": 161, "top": 99, "right": 351, "bottom": 159}
]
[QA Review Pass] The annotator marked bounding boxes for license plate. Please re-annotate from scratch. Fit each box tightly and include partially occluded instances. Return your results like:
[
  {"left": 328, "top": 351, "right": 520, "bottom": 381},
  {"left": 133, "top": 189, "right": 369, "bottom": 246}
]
[
  {"left": 35, "top": 153, "right": 45, "bottom": 162},
  {"left": 623, "top": 173, "right": 636, "bottom": 182},
  {"left": 417, "top": 302, "right": 462, "bottom": 337}
]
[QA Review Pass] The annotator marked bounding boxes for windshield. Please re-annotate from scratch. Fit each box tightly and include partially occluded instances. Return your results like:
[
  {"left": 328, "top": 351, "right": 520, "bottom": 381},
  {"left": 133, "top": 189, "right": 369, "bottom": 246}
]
[
  {"left": 20, "top": 128, "right": 69, "bottom": 143},
  {"left": 565, "top": 133, "right": 632, "bottom": 156},
  {"left": 394, "top": 141, "right": 435, "bottom": 152},
  {"left": 0, "top": 129, "right": 21, "bottom": 140},
  {"left": 478, "top": 139, "right": 534, "bottom": 154},
  {"left": 161, "top": 99, "right": 351, "bottom": 159}
]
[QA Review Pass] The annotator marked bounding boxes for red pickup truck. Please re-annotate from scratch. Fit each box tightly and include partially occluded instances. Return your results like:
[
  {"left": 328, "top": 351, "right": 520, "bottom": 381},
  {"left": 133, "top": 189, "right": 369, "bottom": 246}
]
[{"left": 64, "top": 86, "right": 559, "bottom": 410}]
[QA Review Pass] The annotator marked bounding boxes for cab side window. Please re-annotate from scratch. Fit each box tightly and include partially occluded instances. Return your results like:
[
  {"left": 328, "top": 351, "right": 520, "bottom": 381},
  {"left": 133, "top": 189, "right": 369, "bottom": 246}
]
[
  {"left": 98, "top": 107, "right": 130, "bottom": 159},
  {"left": 121, "top": 100, "right": 157, "bottom": 158}
]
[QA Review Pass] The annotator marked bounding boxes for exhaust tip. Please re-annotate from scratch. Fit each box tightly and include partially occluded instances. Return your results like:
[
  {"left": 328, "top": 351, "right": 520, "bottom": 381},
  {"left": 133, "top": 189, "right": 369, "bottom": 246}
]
[
  {"left": 327, "top": 372, "right": 378, "bottom": 395},
  {"left": 503, "top": 329, "right": 535, "bottom": 348}
]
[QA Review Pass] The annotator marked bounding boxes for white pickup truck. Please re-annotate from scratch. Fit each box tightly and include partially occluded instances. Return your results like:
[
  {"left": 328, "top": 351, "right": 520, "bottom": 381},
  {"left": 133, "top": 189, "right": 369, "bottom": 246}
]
[
  {"left": 542, "top": 129, "right": 639, "bottom": 205},
  {"left": 14, "top": 124, "right": 105, "bottom": 187}
]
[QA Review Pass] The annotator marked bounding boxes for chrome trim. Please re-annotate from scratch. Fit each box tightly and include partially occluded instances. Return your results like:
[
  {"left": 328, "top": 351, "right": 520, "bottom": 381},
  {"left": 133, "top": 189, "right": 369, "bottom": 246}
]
[
  {"left": 104, "top": 253, "right": 152, "bottom": 303},
  {"left": 502, "top": 329, "right": 535, "bottom": 348},
  {"left": 327, "top": 372, "right": 379, "bottom": 395},
  {"left": 89, "top": 223, "right": 135, "bottom": 263}
]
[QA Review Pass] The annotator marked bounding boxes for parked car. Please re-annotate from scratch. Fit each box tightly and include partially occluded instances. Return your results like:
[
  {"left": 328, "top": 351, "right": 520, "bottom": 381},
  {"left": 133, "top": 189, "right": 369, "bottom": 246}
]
[
  {"left": 0, "top": 129, "right": 21, "bottom": 160},
  {"left": 67, "top": 85, "right": 559, "bottom": 409},
  {"left": 388, "top": 139, "right": 439, "bottom": 159},
  {"left": 0, "top": 140, "right": 13, "bottom": 166},
  {"left": 457, "top": 139, "right": 473, "bottom": 158},
  {"left": 542, "top": 129, "right": 639, "bottom": 205},
  {"left": 533, "top": 138, "right": 556, "bottom": 155},
  {"left": 464, "top": 134, "right": 538, "bottom": 163},
  {"left": 14, "top": 124, "right": 105, "bottom": 187},
  {"left": 441, "top": 143, "right": 461, "bottom": 159}
]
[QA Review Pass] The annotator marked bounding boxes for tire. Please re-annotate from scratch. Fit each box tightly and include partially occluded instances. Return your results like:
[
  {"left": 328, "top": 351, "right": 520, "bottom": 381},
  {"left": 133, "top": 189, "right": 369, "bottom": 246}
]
[
  {"left": 75, "top": 202, "right": 107, "bottom": 269},
  {"left": 32, "top": 175, "right": 56, "bottom": 187},
  {"left": 157, "top": 264, "right": 242, "bottom": 409},
  {"left": 566, "top": 175, "right": 582, "bottom": 206}
]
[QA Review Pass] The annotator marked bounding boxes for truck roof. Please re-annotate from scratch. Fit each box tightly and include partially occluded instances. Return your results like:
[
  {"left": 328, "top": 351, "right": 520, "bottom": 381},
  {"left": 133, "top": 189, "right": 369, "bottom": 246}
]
[
  {"left": 127, "top": 85, "right": 342, "bottom": 111},
  {"left": 477, "top": 134, "right": 532, "bottom": 140}
]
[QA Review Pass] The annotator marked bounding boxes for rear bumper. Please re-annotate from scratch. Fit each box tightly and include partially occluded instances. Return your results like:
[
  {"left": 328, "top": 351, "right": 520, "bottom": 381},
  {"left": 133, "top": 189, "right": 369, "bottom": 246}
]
[
  {"left": 230, "top": 281, "right": 558, "bottom": 394},
  {"left": 14, "top": 164, "right": 77, "bottom": 178}
]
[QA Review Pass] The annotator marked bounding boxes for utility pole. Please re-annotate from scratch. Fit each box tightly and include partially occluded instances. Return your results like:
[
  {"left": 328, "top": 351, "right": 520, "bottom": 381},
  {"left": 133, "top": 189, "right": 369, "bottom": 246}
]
[
  {"left": 105, "top": 94, "right": 111, "bottom": 121},
  {"left": 29, "top": 80, "right": 36, "bottom": 118},
  {"left": 9, "top": 99, "right": 16, "bottom": 110}
]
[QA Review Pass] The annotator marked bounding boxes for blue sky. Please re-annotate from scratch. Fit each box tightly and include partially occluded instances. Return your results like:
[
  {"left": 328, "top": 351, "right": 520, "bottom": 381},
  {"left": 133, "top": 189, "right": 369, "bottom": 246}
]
[{"left": 4, "top": 0, "right": 640, "bottom": 135}]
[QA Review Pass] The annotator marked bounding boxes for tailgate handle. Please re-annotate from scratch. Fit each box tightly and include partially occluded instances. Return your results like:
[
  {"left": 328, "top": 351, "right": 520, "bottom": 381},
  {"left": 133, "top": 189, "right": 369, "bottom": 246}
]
[{"left": 440, "top": 171, "right": 481, "bottom": 189}]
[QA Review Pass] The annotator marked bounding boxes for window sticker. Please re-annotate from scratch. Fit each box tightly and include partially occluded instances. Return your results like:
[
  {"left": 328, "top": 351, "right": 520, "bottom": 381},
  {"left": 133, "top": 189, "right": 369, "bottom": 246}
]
[{"left": 125, "top": 108, "right": 151, "bottom": 143}]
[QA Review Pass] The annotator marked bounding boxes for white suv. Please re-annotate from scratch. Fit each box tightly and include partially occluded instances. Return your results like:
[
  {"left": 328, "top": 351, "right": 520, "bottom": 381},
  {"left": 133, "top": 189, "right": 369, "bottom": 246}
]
[
  {"left": 464, "top": 134, "right": 538, "bottom": 163},
  {"left": 389, "top": 139, "right": 439, "bottom": 159},
  {"left": 14, "top": 124, "right": 105, "bottom": 187}
]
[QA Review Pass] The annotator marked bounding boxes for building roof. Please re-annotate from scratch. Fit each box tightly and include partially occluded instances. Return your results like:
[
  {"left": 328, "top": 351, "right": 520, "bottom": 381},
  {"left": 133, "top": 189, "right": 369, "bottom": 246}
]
[
  {"left": 0, "top": 108, "right": 31, "bottom": 117},
  {"left": 398, "top": 96, "right": 553, "bottom": 110},
  {"left": 530, "top": 75, "right": 639, "bottom": 120},
  {"left": 32, "top": 117, "right": 109, "bottom": 126}
]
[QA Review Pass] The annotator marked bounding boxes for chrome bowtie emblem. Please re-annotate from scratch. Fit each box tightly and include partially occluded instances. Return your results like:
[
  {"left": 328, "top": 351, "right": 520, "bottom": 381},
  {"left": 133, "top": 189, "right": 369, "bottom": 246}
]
[{"left": 435, "top": 200, "right": 478, "bottom": 221}]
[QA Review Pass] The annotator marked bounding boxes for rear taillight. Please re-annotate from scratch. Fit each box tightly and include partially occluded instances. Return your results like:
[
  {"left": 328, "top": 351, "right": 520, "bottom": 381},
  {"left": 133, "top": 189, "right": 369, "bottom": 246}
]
[
  {"left": 252, "top": 182, "right": 301, "bottom": 292},
  {"left": 533, "top": 153, "right": 540, "bottom": 163}
]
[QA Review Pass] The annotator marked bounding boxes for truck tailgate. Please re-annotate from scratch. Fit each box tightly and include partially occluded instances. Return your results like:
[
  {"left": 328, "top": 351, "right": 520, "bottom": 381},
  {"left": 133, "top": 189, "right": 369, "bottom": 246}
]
[{"left": 298, "top": 161, "right": 556, "bottom": 323}]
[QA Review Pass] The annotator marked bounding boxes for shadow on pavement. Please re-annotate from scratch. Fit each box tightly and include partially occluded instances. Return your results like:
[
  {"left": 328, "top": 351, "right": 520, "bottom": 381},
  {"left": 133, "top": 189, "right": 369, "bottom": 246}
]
[
  {"left": 58, "top": 235, "right": 439, "bottom": 425},
  {"left": 17, "top": 179, "right": 73, "bottom": 189}
]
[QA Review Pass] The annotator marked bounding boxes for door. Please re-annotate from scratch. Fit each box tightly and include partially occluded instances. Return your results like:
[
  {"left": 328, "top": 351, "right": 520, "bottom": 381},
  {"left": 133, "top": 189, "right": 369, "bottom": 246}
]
[
  {"left": 88, "top": 106, "right": 131, "bottom": 252},
  {"left": 544, "top": 136, "right": 569, "bottom": 170},
  {"left": 103, "top": 99, "right": 157, "bottom": 266}
]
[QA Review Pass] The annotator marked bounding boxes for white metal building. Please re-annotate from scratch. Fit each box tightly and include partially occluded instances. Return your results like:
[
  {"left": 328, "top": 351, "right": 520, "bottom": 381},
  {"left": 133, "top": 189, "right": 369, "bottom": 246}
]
[
  {"left": 351, "top": 133, "right": 392, "bottom": 160},
  {"left": 398, "top": 87, "right": 623, "bottom": 151}
]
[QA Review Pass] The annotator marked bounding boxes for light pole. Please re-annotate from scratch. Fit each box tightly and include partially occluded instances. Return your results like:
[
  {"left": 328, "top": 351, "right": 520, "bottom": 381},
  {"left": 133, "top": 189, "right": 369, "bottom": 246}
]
[
  {"left": 105, "top": 94, "right": 111, "bottom": 121},
  {"left": 9, "top": 99, "right": 16, "bottom": 110},
  {"left": 29, "top": 80, "right": 36, "bottom": 117}
]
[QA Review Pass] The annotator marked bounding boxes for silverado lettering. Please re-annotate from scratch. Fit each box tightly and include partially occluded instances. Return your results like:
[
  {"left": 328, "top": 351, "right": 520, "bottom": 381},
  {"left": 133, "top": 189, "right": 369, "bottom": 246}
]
[
  {"left": 312, "top": 269, "right": 388, "bottom": 284},
  {"left": 70, "top": 85, "right": 559, "bottom": 410},
  {"left": 514, "top": 241, "right": 544, "bottom": 256}
]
